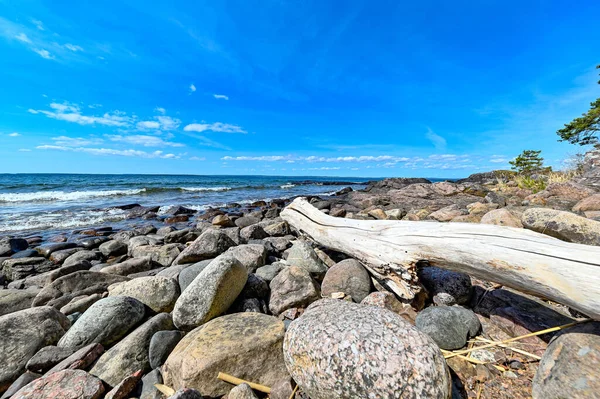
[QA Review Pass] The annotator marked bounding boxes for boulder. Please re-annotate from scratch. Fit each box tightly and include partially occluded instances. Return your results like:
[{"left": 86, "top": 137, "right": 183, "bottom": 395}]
[
  {"left": 35, "top": 242, "right": 77, "bottom": 258},
  {"left": 10, "top": 370, "right": 104, "bottom": 399},
  {"left": 227, "top": 384, "right": 258, "bottom": 399},
  {"left": 108, "top": 276, "right": 180, "bottom": 313},
  {"left": 0, "top": 238, "right": 28, "bottom": 257},
  {"left": 103, "top": 370, "right": 143, "bottom": 399},
  {"left": 360, "top": 292, "right": 418, "bottom": 324},
  {"left": 63, "top": 250, "right": 103, "bottom": 267},
  {"left": 100, "top": 258, "right": 161, "bottom": 276},
  {"left": 223, "top": 244, "right": 267, "bottom": 273},
  {"left": 427, "top": 204, "right": 465, "bottom": 222},
  {"left": 164, "top": 228, "right": 200, "bottom": 244},
  {"left": 522, "top": 208, "right": 600, "bottom": 245},
  {"left": 57, "top": 296, "right": 146, "bottom": 349},
  {"left": 60, "top": 293, "right": 103, "bottom": 315},
  {"left": 284, "top": 299, "right": 451, "bottom": 399},
  {"left": 2, "top": 257, "right": 56, "bottom": 281},
  {"left": 177, "top": 260, "right": 213, "bottom": 292},
  {"left": 533, "top": 321, "right": 600, "bottom": 399},
  {"left": 90, "top": 313, "right": 174, "bottom": 387},
  {"left": 0, "top": 372, "right": 41, "bottom": 399},
  {"left": 33, "top": 271, "right": 130, "bottom": 308},
  {"left": 139, "top": 369, "right": 163, "bottom": 399},
  {"left": 255, "top": 262, "right": 286, "bottom": 282},
  {"left": 212, "top": 214, "right": 235, "bottom": 227},
  {"left": 99, "top": 240, "right": 127, "bottom": 257},
  {"left": 77, "top": 236, "right": 110, "bottom": 250},
  {"left": 131, "top": 244, "right": 182, "bottom": 267},
  {"left": 149, "top": 330, "right": 185, "bottom": 369},
  {"left": 234, "top": 216, "right": 261, "bottom": 228},
  {"left": 46, "top": 343, "right": 104, "bottom": 375},
  {"left": 320, "top": 259, "right": 371, "bottom": 302},
  {"left": 269, "top": 266, "right": 320, "bottom": 315},
  {"left": 240, "top": 225, "right": 269, "bottom": 242},
  {"left": 418, "top": 266, "right": 472, "bottom": 306},
  {"left": 173, "top": 255, "right": 248, "bottom": 330},
  {"left": 263, "top": 221, "right": 290, "bottom": 237},
  {"left": 173, "top": 230, "right": 236, "bottom": 265},
  {"left": 415, "top": 305, "right": 481, "bottom": 350},
  {"left": 480, "top": 208, "right": 523, "bottom": 228},
  {"left": 0, "top": 287, "right": 41, "bottom": 317},
  {"left": 0, "top": 307, "right": 70, "bottom": 392},
  {"left": 25, "top": 346, "right": 76, "bottom": 374},
  {"left": 285, "top": 241, "right": 327, "bottom": 274},
  {"left": 163, "top": 313, "right": 287, "bottom": 398}
]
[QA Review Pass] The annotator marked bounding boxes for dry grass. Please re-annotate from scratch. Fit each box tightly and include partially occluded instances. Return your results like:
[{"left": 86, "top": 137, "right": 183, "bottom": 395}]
[{"left": 547, "top": 170, "right": 581, "bottom": 184}]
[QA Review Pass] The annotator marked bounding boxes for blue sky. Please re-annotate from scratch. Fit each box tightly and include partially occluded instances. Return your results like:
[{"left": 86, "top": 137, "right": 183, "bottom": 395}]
[{"left": 0, "top": 0, "right": 599, "bottom": 177}]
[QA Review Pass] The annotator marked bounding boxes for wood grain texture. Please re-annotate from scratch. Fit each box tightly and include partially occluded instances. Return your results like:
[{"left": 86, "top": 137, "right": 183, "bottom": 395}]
[{"left": 281, "top": 198, "right": 600, "bottom": 320}]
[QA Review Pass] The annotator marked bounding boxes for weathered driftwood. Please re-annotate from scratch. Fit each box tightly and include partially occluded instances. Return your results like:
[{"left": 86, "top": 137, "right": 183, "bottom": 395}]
[{"left": 280, "top": 198, "right": 600, "bottom": 320}]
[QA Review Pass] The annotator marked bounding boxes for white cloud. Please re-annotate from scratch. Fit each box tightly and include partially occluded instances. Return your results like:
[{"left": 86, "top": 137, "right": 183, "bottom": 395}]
[
  {"left": 155, "top": 107, "right": 166, "bottom": 114},
  {"left": 51, "top": 136, "right": 104, "bottom": 146},
  {"left": 490, "top": 155, "right": 509, "bottom": 164},
  {"left": 189, "top": 84, "right": 196, "bottom": 93},
  {"left": 222, "top": 155, "right": 288, "bottom": 161},
  {"left": 184, "top": 122, "right": 246, "bottom": 134},
  {"left": 18, "top": 148, "right": 31, "bottom": 152},
  {"left": 8, "top": 132, "right": 21, "bottom": 137},
  {"left": 34, "top": 49, "right": 54, "bottom": 59},
  {"left": 31, "top": 19, "right": 44, "bottom": 31},
  {"left": 213, "top": 94, "right": 229, "bottom": 100},
  {"left": 15, "top": 33, "right": 31, "bottom": 43},
  {"left": 36, "top": 145, "right": 179, "bottom": 159},
  {"left": 136, "top": 121, "right": 161, "bottom": 130},
  {"left": 425, "top": 128, "right": 447, "bottom": 150},
  {"left": 106, "top": 134, "right": 184, "bottom": 147},
  {"left": 64, "top": 43, "right": 83, "bottom": 52},
  {"left": 156, "top": 116, "right": 180, "bottom": 130},
  {"left": 189, "top": 156, "right": 205, "bottom": 161},
  {"left": 29, "top": 102, "right": 132, "bottom": 126}
]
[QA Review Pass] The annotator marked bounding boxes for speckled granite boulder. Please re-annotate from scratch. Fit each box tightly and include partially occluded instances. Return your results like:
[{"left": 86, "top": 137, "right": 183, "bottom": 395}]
[
  {"left": 163, "top": 313, "right": 287, "bottom": 398},
  {"left": 522, "top": 208, "right": 600, "bottom": 245},
  {"left": 415, "top": 305, "right": 480, "bottom": 350},
  {"left": 227, "top": 383, "right": 259, "bottom": 399},
  {"left": 173, "top": 230, "right": 236, "bottom": 265},
  {"left": 108, "top": 276, "right": 180, "bottom": 313},
  {"left": 269, "top": 266, "right": 320, "bottom": 315},
  {"left": 11, "top": 370, "right": 104, "bottom": 399},
  {"left": 57, "top": 296, "right": 146, "bottom": 349},
  {"left": 418, "top": 266, "right": 472, "bottom": 306},
  {"left": 284, "top": 299, "right": 451, "bottom": 399},
  {"left": 321, "top": 259, "right": 371, "bottom": 302},
  {"left": 533, "top": 321, "right": 600, "bottom": 399},
  {"left": 285, "top": 241, "right": 327, "bottom": 274},
  {"left": 173, "top": 254, "right": 247, "bottom": 330}
]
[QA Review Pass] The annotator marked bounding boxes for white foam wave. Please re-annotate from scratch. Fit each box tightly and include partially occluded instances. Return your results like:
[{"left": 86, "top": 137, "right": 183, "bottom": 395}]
[
  {"left": 0, "top": 189, "right": 146, "bottom": 203},
  {"left": 280, "top": 184, "right": 296, "bottom": 189},
  {"left": 0, "top": 209, "right": 128, "bottom": 233},
  {"left": 180, "top": 186, "right": 232, "bottom": 192}
]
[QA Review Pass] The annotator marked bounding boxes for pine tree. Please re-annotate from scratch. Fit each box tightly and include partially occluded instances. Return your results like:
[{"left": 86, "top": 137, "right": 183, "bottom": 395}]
[{"left": 509, "top": 150, "right": 545, "bottom": 174}]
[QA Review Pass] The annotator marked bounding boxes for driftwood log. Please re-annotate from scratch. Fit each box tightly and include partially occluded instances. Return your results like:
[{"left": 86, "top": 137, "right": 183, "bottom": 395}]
[{"left": 280, "top": 198, "right": 600, "bottom": 320}]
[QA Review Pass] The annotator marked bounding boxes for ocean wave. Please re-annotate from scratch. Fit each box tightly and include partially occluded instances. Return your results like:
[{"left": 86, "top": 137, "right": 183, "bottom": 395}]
[
  {"left": 0, "top": 209, "right": 128, "bottom": 233},
  {"left": 0, "top": 189, "right": 147, "bottom": 203},
  {"left": 180, "top": 186, "right": 232, "bottom": 192},
  {"left": 280, "top": 184, "right": 296, "bottom": 189}
]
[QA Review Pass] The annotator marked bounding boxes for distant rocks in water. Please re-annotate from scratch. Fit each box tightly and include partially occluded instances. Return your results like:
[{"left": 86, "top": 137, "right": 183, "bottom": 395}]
[{"left": 284, "top": 299, "right": 451, "bottom": 399}]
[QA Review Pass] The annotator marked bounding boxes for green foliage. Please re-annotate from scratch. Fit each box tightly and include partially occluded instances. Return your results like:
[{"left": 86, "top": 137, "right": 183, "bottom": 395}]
[
  {"left": 515, "top": 175, "right": 547, "bottom": 193},
  {"left": 509, "top": 150, "right": 545, "bottom": 174},
  {"left": 557, "top": 65, "right": 600, "bottom": 145}
]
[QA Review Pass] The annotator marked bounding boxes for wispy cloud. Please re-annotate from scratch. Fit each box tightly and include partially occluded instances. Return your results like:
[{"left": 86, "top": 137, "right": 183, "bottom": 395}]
[
  {"left": 8, "top": 132, "right": 21, "bottom": 137},
  {"left": 213, "top": 94, "right": 229, "bottom": 100},
  {"left": 51, "top": 136, "right": 103, "bottom": 146},
  {"left": 489, "top": 155, "right": 509, "bottom": 164},
  {"left": 36, "top": 145, "right": 179, "bottom": 159},
  {"left": 34, "top": 49, "right": 54, "bottom": 59},
  {"left": 425, "top": 128, "right": 447, "bottom": 150},
  {"left": 184, "top": 122, "right": 246, "bottom": 134},
  {"left": 64, "top": 43, "right": 83, "bottom": 52},
  {"left": 189, "top": 156, "right": 206, "bottom": 161},
  {"left": 18, "top": 149, "right": 31, "bottom": 152},
  {"left": 29, "top": 102, "right": 132, "bottom": 126},
  {"left": 14, "top": 33, "right": 31, "bottom": 43},
  {"left": 155, "top": 107, "right": 166, "bottom": 114},
  {"left": 106, "top": 134, "right": 184, "bottom": 147},
  {"left": 31, "top": 19, "right": 44, "bottom": 31},
  {"left": 189, "top": 84, "right": 196, "bottom": 93}
]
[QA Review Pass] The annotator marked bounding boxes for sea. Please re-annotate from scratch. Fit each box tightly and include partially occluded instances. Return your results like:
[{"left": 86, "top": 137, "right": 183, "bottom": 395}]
[{"left": 0, "top": 174, "right": 376, "bottom": 236}]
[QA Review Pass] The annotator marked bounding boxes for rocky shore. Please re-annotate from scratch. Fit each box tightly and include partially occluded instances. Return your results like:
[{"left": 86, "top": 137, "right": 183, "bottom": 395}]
[{"left": 2, "top": 151, "right": 600, "bottom": 398}]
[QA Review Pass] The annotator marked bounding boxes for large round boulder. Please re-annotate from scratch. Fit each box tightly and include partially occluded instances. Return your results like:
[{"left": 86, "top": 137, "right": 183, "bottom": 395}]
[
  {"left": 57, "top": 296, "right": 146, "bottom": 349},
  {"left": 173, "top": 230, "right": 236, "bottom": 265},
  {"left": 163, "top": 312, "right": 287, "bottom": 398},
  {"left": 522, "top": 208, "right": 600, "bottom": 245},
  {"left": 108, "top": 276, "right": 180, "bottom": 313},
  {"left": 320, "top": 259, "right": 371, "bottom": 302},
  {"left": 283, "top": 299, "right": 451, "bottom": 399},
  {"left": 415, "top": 305, "right": 480, "bottom": 350}
]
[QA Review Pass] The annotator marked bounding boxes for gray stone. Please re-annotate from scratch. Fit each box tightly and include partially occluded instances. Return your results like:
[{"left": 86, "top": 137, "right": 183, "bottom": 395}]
[
  {"left": 415, "top": 305, "right": 481, "bottom": 350},
  {"left": 239, "top": 273, "right": 269, "bottom": 300},
  {"left": 228, "top": 383, "right": 258, "bottom": 399},
  {"left": 49, "top": 248, "right": 83, "bottom": 264},
  {"left": 57, "top": 296, "right": 146, "bottom": 349},
  {"left": 173, "top": 230, "right": 236, "bottom": 265},
  {"left": 47, "top": 261, "right": 93, "bottom": 283},
  {"left": 140, "top": 369, "right": 163, "bottom": 399},
  {"left": 321, "top": 259, "right": 371, "bottom": 302},
  {"left": 0, "top": 238, "right": 28, "bottom": 257},
  {"left": 33, "top": 271, "right": 130, "bottom": 307},
  {"left": 240, "top": 225, "right": 268, "bottom": 242},
  {"left": 128, "top": 236, "right": 161, "bottom": 256},
  {"left": 170, "top": 389, "right": 203, "bottom": 399},
  {"left": 46, "top": 343, "right": 104, "bottom": 375},
  {"left": 177, "top": 259, "right": 213, "bottom": 292},
  {"left": 234, "top": 216, "right": 261, "bottom": 228},
  {"left": 173, "top": 254, "right": 248, "bottom": 330},
  {"left": 522, "top": 208, "right": 600, "bottom": 245},
  {"left": 0, "top": 287, "right": 41, "bottom": 317},
  {"left": 269, "top": 266, "right": 320, "bottom": 315},
  {"left": 35, "top": 242, "right": 77, "bottom": 257},
  {"left": 2, "top": 257, "right": 56, "bottom": 281},
  {"left": 284, "top": 299, "right": 451, "bottom": 399},
  {"left": 63, "top": 250, "right": 103, "bottom": 267},
  {"left": 100, "top": 257, "right": 161, "bottom": 276},
  {"left": 263, "top": 221, "right": 290, "bottom": 237},
  {"left": 0, "top": 372, "right": 41, "bottom": 399},
  {"left": 418, "top": 266, "right": 472, "bottom": 306},
  {"left": 77, "top": 236, "right": 110, "bottom": 250},
  {"left": 224, "top": 244, "right": 267, "bottom": 273},
  {"left": 25, "top": 346, "right": 77, "bottom": 374},
  {"left": 156, "top": 263, "right": 191, "bottom": 280},
  {"left": 0, "top": 307, "right": 70, "bottom": 392},
  {"left": 149, "top": 330, "right": 184, "bottom": 369},
  {"left": 533, "top": 321, "right": 600, "bottom": 399},
  {"left": 255, "top": 262, "right": 286, "bottom": 282},
  {"left": 163, "top": 313, "right": 287, "bottom": 398},
  {"left": 99, "top": 240, "right": 128, "bottom": 257},
  {"left": 60, "top": 294, "right": 103, "bottom": 315},
  {"left": 131, "top": 244, "right": 182, "bottom": 267},
  {"left": 90, "top": 313, "right": 174, "bottom": 387},
  {"left": 285, "top": 241, "right": 327, "bottom": 274},
  {"left": 10, "top": 249, "right": 39, "bottom": 259},
  {"left": 108, "top": 276, "right": 180, "bottom": 313},
  {"left": 164, "top": 228, "right": 200, "bottom": 244}
]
